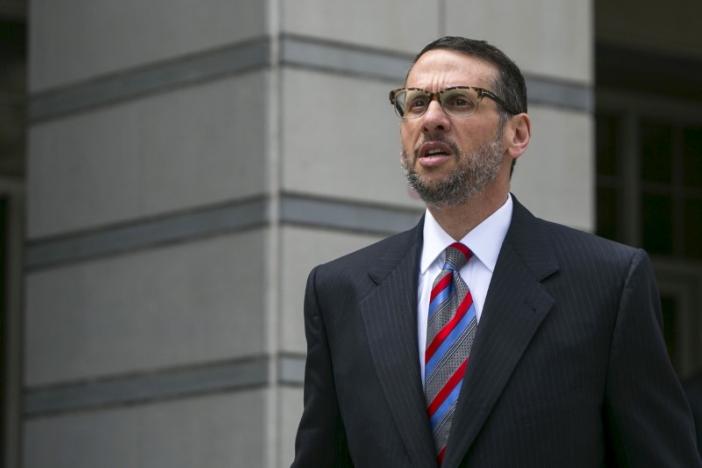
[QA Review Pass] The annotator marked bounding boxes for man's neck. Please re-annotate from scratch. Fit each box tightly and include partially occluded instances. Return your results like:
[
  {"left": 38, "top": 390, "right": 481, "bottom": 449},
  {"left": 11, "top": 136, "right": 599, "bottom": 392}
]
[{"left": 426, "top": 189, "right": 509, "bottom": 240}]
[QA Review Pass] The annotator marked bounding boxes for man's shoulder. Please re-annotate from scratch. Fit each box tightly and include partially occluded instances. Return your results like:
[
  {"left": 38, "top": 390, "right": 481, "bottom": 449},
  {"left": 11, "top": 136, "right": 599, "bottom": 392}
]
[
  {"left": 508, "top": 198, "right": 644, "bottom": 275},
  {"left": 531, "top": 214, "right": 644, "bottom": 271},
  {"left": 510, "top": 196, "right": 638, "bottom": 258},
  {"left": 542, "top": 216, "right": 635, "bottom": 251}
]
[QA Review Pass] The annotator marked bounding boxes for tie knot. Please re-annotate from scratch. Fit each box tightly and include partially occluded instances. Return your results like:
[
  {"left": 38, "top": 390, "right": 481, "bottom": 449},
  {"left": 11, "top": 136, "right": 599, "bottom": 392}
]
[{"left": 443, "top": 242, "right": 471, "bottom": 271}]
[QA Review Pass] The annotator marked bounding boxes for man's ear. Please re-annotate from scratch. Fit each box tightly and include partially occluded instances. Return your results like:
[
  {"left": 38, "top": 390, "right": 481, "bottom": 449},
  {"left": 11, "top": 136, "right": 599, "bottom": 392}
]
[{"left": 506, "top": 113, "right": 531, "bottom": 160}]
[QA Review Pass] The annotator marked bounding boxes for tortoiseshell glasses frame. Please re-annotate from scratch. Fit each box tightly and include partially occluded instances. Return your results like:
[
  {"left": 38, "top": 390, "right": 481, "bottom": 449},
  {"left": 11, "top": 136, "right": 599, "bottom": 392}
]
[{"left": 388, "top": 86, "right": 518, "bottom": 119}]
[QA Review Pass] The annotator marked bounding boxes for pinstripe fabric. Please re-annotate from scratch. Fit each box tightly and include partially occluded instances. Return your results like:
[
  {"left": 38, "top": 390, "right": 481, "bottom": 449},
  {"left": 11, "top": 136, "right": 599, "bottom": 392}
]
[
  {"left": 424, "top": 243, "right": 475, "bottom": 463},
  {"left": 293, "top": 197, "right": 701, "bottom": 468},
  {"left": 359, "top": 221, "right": 438, "bottom": 466}
]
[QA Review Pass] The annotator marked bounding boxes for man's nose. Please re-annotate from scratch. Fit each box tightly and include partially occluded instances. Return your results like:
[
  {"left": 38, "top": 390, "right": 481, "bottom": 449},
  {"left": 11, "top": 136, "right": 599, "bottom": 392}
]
[{"left": 421, "top": 99, "right": 451, "bottom": 133}]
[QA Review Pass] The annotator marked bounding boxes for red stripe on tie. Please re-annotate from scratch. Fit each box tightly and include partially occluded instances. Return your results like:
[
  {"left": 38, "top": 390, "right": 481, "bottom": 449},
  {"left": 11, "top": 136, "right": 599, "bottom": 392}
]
[
  {"left": 430, "top": 272, "right": 452, "bottom": 301},
  {"left": 437, "top": 446, "right": 447, "bottom": 465},
  {"left": 450, "top": 242, "right": 470, "bottom": 259},
  {"left": 425, "top": 291, "right": 473, "bottom": 362},
  {"left": 427, "top": 359, "right": 468, "bottom": 417}
]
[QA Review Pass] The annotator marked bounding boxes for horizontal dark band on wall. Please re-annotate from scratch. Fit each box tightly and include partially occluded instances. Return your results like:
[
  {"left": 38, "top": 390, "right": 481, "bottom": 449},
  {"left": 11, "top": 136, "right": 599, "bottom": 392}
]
[
  {"left": 29, "top": 37, "right": 271, "bottom": 122},
  {"left": 526, "top": 75, "right": 593, "bottom": 113},
  {"left": 24, "top": 354, "right": 306, "bottom": 417},
  {"left": 280, "top": 34, "right": 413, "bottom": 82},
  {"left": 25, "top": 197, "right": 269, "bottom": 271},
  {"left": 30, "top": 35, "right": 592, "bottom": 121},
  {"left": 26, "top": 194, "right": 421, "bottom": 270},
  {"left": 24, "top": 356, "right": 269, "bottom": 417},
  {"left": 281, "top": 193, "right": 421, "bottom": 236}
]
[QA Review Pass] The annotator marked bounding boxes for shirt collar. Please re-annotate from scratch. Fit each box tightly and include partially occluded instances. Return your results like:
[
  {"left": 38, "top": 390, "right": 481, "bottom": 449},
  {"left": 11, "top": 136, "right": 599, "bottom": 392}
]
[{"left": 420, "top": 194, "right": 513, "bottom": 274}]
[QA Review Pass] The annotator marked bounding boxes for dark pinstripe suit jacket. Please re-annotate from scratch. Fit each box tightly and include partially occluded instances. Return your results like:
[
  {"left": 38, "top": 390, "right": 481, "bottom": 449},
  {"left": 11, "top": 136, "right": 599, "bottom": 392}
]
[{"left": 292, "top": 197, "right": 701, "bottom": 468}]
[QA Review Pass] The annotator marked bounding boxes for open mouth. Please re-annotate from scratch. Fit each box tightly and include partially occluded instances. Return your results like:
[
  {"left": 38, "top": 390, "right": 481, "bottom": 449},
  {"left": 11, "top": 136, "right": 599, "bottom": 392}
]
[
  {"left": 419, "top": 141, "right": 453, "bottom": 158},
  {"left": 424, "top": 148, "right": 449, "bottom": 157}
]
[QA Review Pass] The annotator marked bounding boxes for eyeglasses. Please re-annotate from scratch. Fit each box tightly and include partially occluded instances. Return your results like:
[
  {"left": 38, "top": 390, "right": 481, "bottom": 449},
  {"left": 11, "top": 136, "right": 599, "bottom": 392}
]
[{"left": 388, "top": 86, "right": 516, "bottom": 119}]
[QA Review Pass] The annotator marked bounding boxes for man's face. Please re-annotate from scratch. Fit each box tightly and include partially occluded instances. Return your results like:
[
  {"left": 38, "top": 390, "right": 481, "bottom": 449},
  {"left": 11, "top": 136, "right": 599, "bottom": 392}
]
[{"left": 400, "top": 49, "right": 510, "bottom": 206}]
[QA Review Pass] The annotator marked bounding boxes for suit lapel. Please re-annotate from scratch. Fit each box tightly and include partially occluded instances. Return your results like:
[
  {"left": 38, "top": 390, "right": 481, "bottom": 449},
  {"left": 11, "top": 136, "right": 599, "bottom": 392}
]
[
  {"left": 360, "top": 220, "right": 438, "bottom": 467},
  {"left": 442, "top": 198, "right": 559, "bottom": 468}
]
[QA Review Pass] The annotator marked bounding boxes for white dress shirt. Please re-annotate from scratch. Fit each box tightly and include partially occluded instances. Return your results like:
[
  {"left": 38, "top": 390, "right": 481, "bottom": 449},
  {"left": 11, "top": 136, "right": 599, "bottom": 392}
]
[{"left": 417, "top": 194, "right": 513, "bottom": 382}]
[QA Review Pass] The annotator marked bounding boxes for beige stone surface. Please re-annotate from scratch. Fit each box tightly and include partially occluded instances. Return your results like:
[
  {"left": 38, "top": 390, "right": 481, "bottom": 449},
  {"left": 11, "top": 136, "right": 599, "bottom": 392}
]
[
  {"left": 279, "top": 226, "right": 382, "bottom": 353},
  {"left": 277, "top": 387, "right": 304, "bottom": 467},
  {"left": 24, "top": 390, "right": 265, "bottom": 468},
  {"left": 25, "top": 231, "right": 266, "bottom": 386},
  {"left": 511, "top": 105, "right": 594, "bottom": 231},
  {"left": 281, "top": 0, "right": 439, "bottom": 55},
  {"left": 28, "top": 73, "right": 267, "bottom": 238},
  {"left": 281, "top": 68, "right": 423, "bottom": 209},
  {"left": 445, "top": 0, "right": 592, "bottom": 84},
  {"left": 30, "top": 0, "right": 266, "bottom": 91}
]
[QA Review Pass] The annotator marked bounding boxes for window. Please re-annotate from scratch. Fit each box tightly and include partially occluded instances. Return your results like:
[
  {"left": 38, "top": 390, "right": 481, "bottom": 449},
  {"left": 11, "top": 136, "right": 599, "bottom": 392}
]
[
  {"left": 596, "top": 117, "right": 702, "bottom": 260},
  {"left": 595, "top": 45, "right": 702, "bottom": 376}
]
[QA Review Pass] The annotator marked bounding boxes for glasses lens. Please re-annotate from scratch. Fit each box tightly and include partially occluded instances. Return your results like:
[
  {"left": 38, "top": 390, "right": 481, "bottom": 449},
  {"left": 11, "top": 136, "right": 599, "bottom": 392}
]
[
  {"left": 439, "top": 88, "right": 479, "bottom": 116},
  {"left": 392, "top": 88, "right": 481, "bottom": 119},
  {"left": 392, "top": 90, "right": 408, "bottom": 117},
  {"left": 391, "top": 89, "right": 425, "bottom": 118},
  {"left": 400, "top": 89, "right": 432, "bottom": 117}
]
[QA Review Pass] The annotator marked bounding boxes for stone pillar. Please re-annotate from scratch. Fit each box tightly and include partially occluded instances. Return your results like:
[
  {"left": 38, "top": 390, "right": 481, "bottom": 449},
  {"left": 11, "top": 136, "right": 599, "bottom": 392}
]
[{"left": 25, "top": 1, "right": 273, "bottom": 467}]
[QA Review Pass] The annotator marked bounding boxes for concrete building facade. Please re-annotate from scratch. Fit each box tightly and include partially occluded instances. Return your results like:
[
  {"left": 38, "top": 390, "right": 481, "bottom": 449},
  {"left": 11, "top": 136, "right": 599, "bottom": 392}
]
[{"left": 0, "top": 1, "right": 697, "bottom": 467}]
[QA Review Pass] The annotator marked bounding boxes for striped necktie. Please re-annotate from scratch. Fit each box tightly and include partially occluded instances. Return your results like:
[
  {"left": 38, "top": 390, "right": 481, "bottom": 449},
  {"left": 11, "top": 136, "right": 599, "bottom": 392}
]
[{"left": 425, "top": 242, "right": 477, "bottom": 465}]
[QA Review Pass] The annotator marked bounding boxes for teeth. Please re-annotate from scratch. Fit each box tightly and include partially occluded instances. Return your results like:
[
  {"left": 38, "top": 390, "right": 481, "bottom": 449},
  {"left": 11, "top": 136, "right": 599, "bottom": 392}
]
[{"left": 427, "top": 149, "right": 445, "bottom": 156}]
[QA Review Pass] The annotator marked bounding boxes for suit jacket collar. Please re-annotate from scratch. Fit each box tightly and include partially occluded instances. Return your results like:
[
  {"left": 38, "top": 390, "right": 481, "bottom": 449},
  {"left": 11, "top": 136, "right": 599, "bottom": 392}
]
[
  {"left": 443, "top": 196, "right": 559, "bottom": 468},
  {"left": 361, "top": 217, "right": 439, "bottom": 467},
  {"left": 360, "top": 198, "right": 559, "bottom": 468}
]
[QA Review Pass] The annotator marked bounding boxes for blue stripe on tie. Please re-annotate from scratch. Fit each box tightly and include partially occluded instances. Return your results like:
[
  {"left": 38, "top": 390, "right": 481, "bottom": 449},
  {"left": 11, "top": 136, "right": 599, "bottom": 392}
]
[
  {"left": 425, "top": 303, "right": 476, "bottom": 377},
  {"left": 430, "top": 380, "right": 464, "bottom": 429},
  {"left": 428, "top": 284, "right": 452, "bottom": 317}
]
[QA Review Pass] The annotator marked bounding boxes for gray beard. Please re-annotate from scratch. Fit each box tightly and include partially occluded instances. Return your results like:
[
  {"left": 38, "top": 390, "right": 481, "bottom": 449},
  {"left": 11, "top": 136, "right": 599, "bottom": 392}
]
[{"left": 401, "top": 135, "right": 505, "bottom": 207}]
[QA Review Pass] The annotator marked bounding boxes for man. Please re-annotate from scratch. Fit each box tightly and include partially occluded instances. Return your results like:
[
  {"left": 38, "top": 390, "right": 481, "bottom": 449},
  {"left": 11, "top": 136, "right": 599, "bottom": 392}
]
[{"left": 292, "top": 36, "right": 701, "bottom": 467}]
